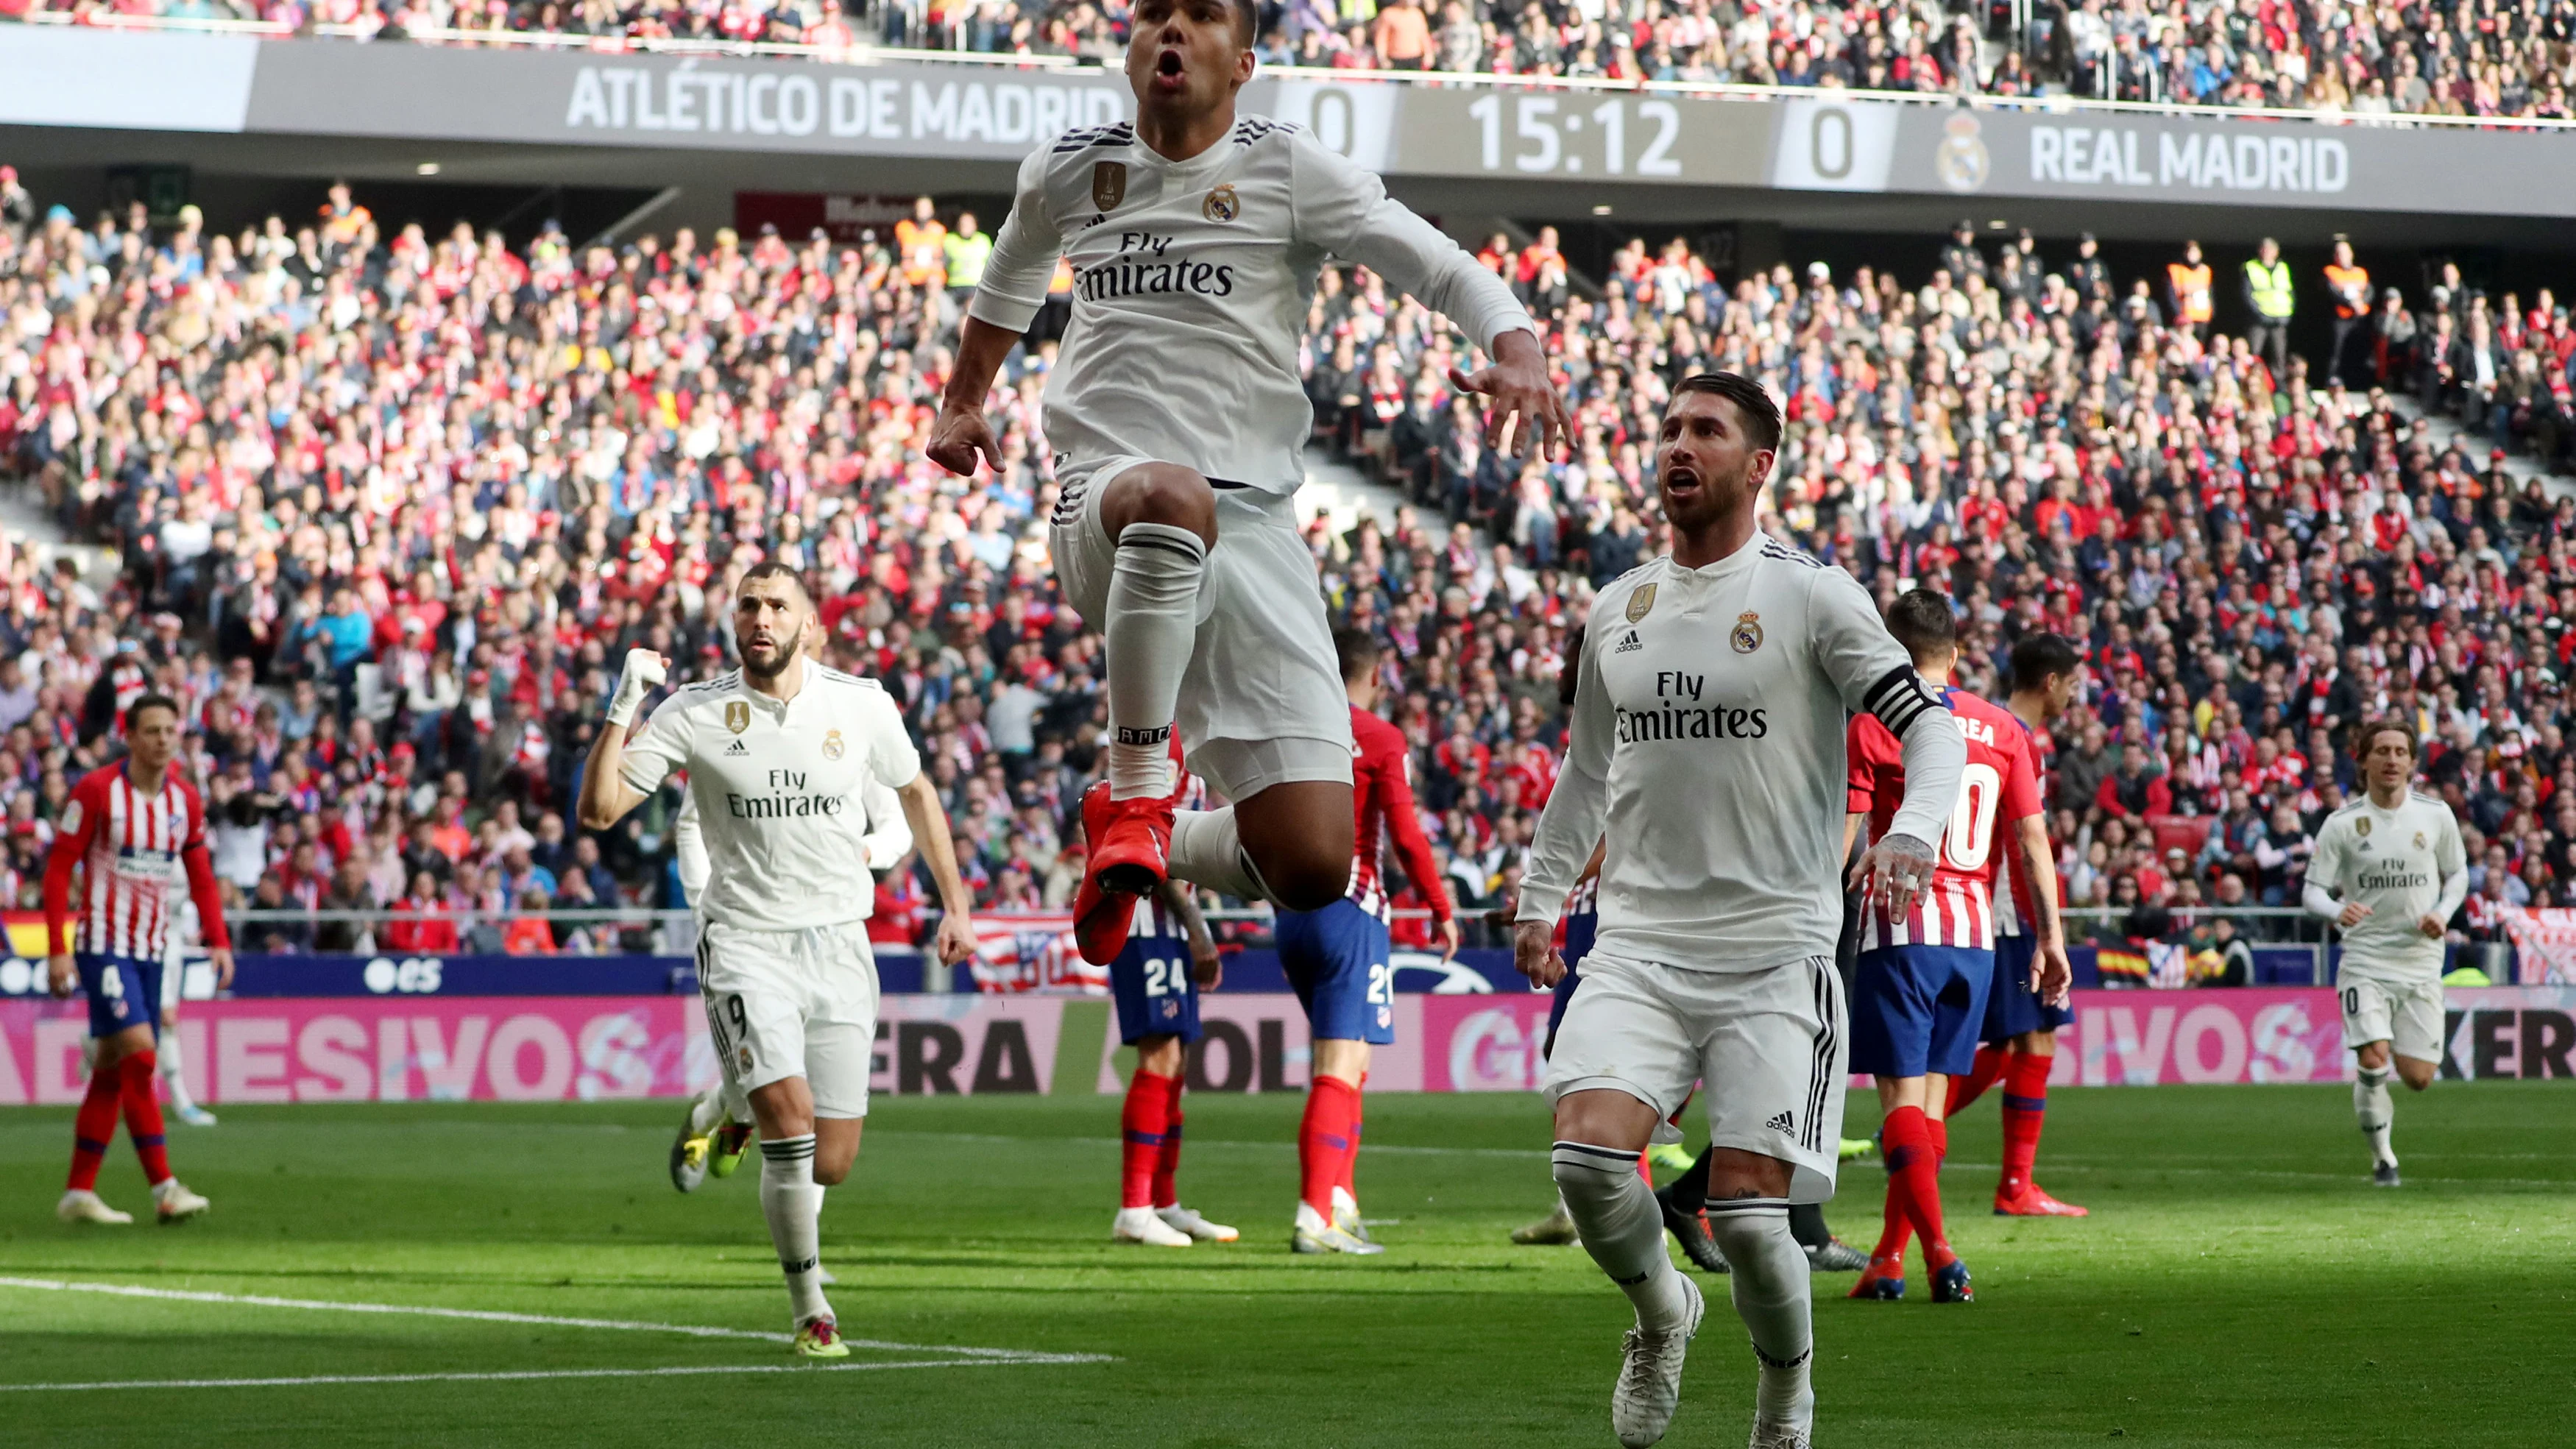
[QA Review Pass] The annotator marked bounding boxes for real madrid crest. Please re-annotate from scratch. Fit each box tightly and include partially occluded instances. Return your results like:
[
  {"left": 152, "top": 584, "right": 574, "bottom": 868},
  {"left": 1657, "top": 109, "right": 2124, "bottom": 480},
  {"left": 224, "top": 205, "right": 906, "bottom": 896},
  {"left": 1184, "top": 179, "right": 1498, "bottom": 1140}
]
[
  {"left": 1092, "top": 160, "right": 1127, "bottom": 211},
  {"left": 1626, "top": 583, "right": 1657, "bottom": 623},
  {"left": 824, "top": 729, "right": 846, "bottom": 761},
  {"left": 1935, "top": 113, "right": 1990, "bottom": 194},
  {"left": 2413, "top": 831, "right": 2427, "bottom": 849},
  {"left": 724, "top": 701, "right": 751, "bottom": 734},
  {"left": 2357, "top": 816, "right": 2371, "bottom": 838},
  {"left": 1202, "top": 183, "right": 1240, "bottom": 223},
  {"left": 1731, "top": 612, "right": 1765, "bottom": 654}
]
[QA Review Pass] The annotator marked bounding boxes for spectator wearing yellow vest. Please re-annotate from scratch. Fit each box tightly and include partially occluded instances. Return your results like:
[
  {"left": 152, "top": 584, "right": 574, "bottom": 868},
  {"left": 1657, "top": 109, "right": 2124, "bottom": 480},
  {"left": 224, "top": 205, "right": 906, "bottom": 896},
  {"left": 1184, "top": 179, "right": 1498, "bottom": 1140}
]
[
  {"left": 2323, "top": 237, "right": 2372, "bottom": 387},
  {"left": 2242, "top": 236, "right": 2295, "bottom": 378},
  {"left": 944, "top": 211, "right": 992, "bottom": 302},
  {"left": 2166, "top": 241, "right": 2213, "bottom": 342}
]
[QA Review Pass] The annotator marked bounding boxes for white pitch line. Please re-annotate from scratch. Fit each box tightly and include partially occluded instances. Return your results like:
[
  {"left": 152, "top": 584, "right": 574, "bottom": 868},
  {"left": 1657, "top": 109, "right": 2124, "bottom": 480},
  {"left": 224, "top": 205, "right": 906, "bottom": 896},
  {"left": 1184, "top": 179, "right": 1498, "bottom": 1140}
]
[
  {"left": 0, "top": 1278, "right": 1109, "bottom": 1364},
  {"left": 1, "top": 1358, "right": 1103, "bottom": 1395}
]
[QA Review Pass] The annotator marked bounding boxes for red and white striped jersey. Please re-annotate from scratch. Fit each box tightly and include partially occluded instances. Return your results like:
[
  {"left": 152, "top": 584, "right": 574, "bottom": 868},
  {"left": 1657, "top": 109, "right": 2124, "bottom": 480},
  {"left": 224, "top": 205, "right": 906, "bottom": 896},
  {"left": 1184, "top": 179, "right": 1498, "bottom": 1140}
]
[
  {"left": 1992, "top": 706, "right": 2053, "bottom": 938},
  {"left": 1346, "top": 706, "right": 1454, "bottom": 925},
  {"left": 1847, "top": 690, "right": 2041, "bottom": 952},
  {"left": 43, "top": 762, "right": 230, "bottom": 960}
]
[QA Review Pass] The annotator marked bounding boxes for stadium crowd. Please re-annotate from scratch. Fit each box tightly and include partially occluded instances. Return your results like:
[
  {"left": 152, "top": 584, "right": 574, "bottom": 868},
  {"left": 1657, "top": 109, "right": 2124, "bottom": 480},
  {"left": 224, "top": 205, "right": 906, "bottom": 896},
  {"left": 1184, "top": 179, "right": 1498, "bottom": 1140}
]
[
  {"left": 16, "top": 0, "right": 2576, "bottom": 121},
  {"left": 1, "top": 169, "right": 2574, "bottom": 968}
]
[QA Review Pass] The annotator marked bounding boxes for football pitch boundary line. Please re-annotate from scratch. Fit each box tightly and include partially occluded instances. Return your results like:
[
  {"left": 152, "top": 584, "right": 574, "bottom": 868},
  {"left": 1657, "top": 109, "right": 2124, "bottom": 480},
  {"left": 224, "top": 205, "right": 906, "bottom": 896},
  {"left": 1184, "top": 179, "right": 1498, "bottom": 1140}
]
[
  {"left": 0, "top": 1276, "right": 1112, "bottom": 1368},
  {"left": 0, "top": 1359, "right": 1091, "bottom": 1394}
]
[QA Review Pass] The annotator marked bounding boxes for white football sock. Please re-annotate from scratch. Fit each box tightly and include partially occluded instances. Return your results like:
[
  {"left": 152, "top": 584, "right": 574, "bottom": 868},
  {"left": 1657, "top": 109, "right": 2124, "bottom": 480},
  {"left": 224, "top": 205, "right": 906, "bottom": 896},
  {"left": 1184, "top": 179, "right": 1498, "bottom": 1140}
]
[
  {"left": 1707, "top": 1202, "right": 1814, "bottom": 1429},
  {"left": 157, "top": 1030, "right": 200, "bottom": 1113},
  {"left": 1169, "top": 807, "right": 1273, "bottom": 902},
  {"left": 2354, "top": 1066, "right": 2395, "bottom": 1166},
  {"left": 758, "top": 1135, "right": 830, "bottom": 1325},
  {"left": 1552, "top": 1141, "right": 1688, "bottom": 1333},
  {"left": 1104, "top": 522, "right": 1207, "bottom": 801},
  {"left": 687, "top": 1088, "right": 726, "bottom": 1136}
]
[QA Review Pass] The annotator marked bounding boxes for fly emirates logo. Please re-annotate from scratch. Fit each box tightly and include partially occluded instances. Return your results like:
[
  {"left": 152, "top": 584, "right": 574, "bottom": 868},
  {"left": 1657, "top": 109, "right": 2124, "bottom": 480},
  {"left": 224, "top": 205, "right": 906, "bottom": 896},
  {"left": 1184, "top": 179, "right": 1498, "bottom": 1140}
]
[
  {"left": 724, "top": 769, "right": 846, "bottom": 821},
  {"left": 1075, "top": 229, "right": 1238, "bottom": 303},
  {"left": 1614, "top": 670, "right": 1769, "bottom": 745}
]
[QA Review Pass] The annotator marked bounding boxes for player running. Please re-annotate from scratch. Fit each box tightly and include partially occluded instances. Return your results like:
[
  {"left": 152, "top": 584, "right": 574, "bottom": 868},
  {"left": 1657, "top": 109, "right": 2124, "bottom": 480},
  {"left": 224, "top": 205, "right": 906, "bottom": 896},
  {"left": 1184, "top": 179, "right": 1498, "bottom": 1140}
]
[
  {"left": 581, "top": 563, "right": 978, "bottom": 1358},
  {"left": 1940, "top": 631, "right": 2088, "bottom": 1217},
  {"left": 929, "top": 0, "right": 1562, "bottom": 971},
  {"left": 1516, "top": 374, "right": 1967, "bottom": 1449},
  {"left": 1275, "top": 629, "right": 1459, "bottom": 1255},
  {"left": 1844, "top": 591, "right": 2069, "bottom": 1305},
  {"left": 669, "top": 772, "right": 912, "bottom": 1194},
  {"left": 1110, "top": 874, "right": 1237, "bottom": 1247},
  {"left": 2302, "top": 720, "right": 2466, "bottom": 1187},
  {"left": 46, "top": 693, "right": 233, "bottom": 1226}
]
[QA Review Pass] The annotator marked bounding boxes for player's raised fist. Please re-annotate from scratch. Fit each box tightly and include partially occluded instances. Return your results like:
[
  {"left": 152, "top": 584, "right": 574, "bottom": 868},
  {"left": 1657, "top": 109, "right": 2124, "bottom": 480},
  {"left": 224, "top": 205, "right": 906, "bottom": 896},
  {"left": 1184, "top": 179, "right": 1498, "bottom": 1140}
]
[
  {"left": 927, "top": 400, "right": 1003, "bottom": 478},
  {"left": 933, "top": 911, "right": 978, "bottom": 968},
  {"left": 1512, "top": 918, "right": 1566, "bottom": 989},
  {"left": 606, "top": 648, "right": 670, "bottom": 727}
]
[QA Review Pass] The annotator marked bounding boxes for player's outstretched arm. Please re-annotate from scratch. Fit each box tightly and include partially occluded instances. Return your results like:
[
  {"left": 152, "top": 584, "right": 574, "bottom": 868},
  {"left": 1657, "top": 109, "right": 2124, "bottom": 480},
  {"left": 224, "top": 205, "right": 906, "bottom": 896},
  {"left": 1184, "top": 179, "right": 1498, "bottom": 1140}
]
[
  {"left": 931, "top": 146, "right": 1062, "bottom": 476},
  {"left": 577, "top": 649, "right": 669, "bottom": 831},
  {"left": 1448, "top": 328, "right": 1572, "bottom": 460},
  {"left": 895, "top": 772, "right": 979, "bottom": 968},
  {"left": 927, "top": 316, "right": 1024, "bottom": 477}
]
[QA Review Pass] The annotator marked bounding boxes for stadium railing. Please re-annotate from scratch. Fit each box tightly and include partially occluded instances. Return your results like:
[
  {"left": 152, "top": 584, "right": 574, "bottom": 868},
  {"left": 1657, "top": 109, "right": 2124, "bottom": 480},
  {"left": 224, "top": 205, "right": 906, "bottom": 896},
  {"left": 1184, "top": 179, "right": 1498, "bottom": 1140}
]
[{"left": 17, "top": 9, "right": 2576, "bottom": 135}]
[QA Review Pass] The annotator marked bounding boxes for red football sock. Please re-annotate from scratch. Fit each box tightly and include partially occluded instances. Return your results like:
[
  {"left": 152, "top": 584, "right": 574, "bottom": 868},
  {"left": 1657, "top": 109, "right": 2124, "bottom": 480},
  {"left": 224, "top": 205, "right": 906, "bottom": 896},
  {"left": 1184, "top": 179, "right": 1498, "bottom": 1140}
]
[
  {"left": 1298, "top": 1075, "right": 1360, "bottom": 1217},
  {"left": 1342, "top": 1072, "right": 1369, "bottom": 1200},
  {"left": 1883, "top": 1105, "right": 1953, "bottom": 1268},
  {"left": 1150, "top": 1071, "right": 1186, "bottom": 1209},
  {"left": 66, "top": 1061, "right": 123, "bottom": 1194},
  {"left": 1998, "top": 1051, "right": 2055, "bottom": 1198},
  {"left": 121, "top": 1050, "right": 171, "bottom": 1186},
  {"left": 1119, "top": 1069, "right": 1175, "bottom": 1210},
  {"left": 1927, "top": 1115, "right": 1950, "bottom": 1166},
  {"left": 1945, "top": 1046, "right": 2006, "bottom": 1116}
]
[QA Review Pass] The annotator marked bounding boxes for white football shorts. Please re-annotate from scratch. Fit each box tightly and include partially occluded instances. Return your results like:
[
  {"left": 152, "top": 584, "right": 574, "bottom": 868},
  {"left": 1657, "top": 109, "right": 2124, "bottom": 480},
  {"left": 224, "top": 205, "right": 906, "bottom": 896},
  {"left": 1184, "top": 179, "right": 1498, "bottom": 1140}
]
[
  {"left": 1545, "top": 952, "right": 1850, "bottom": 1205},
  {"left": 1050, "top": 455, "right": 1353, "bottom": 802},
  {"left": 696, "top": 919, "right": 880, "bottom": 1119},
  {"left": 2338, "top": 973, "right": 2446, "bottom": 1064}
]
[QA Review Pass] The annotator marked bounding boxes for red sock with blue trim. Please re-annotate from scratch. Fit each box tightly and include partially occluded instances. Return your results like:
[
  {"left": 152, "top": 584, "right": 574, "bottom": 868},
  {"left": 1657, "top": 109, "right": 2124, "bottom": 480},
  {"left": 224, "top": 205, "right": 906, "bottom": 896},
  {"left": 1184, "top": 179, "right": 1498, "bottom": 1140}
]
[
  {"left": 1120, "top": 1069, "right": 1175, "bottom": 1210},
  {"left": 66, "top": 1063, "right": 122, "bottom": 1193},
  {"left": 1150, "top": 1071, "right": 1186, "bottom": 1209},
  {"left": 1874, "top": 1106, "right": 1952, "bottom": 1268},
  {"left": 1334, "top": 1071, "right": 1366, "bottom": 1202},
  {"left": 1998, "top": 1051, "right": 2054, "bottom": 1200},
  {"left": 1945, "top": 1046, "right": 2007, "bottom": 1116},
  {"left": 121, "top": 1050, "right": 171, "bottom": 1186},
  {"left": 1298, "top": 1075, "right": 1359, "bottom": 1219}
]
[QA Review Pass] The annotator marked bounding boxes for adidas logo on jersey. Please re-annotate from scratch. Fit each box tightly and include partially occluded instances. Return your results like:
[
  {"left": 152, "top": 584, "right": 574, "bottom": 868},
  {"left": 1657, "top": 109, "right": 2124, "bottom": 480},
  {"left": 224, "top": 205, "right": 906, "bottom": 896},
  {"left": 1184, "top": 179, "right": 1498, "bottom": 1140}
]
[
  {"left": 724, "top": 739, "right": 749, "bottom": 756},
  {"left": 1615, "top": 631, "right": 1643, "bottom": 653},
  {"left": 1765, "top": 1110, "right": 1795, "bottom": 1135}
]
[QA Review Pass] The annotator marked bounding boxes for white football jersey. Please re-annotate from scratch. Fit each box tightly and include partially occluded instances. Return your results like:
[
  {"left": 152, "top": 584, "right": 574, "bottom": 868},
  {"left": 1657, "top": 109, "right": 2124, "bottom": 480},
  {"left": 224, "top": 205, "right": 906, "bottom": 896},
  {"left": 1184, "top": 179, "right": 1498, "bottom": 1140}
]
[
  {"left": 969, "top": 115, "right": 1533, "bottom": 495},
  {"left": 2308, "top": 791, "right": 2465, "bottom": 985},
  {"left": 622, "top": 656, "right": 919, "bottom": 930},
  {"left": 672, "top": 774, "right": 911, "bottom": 908},
  {"left": 1521, "top": 535, "right": 1961, "bottom": 973}
]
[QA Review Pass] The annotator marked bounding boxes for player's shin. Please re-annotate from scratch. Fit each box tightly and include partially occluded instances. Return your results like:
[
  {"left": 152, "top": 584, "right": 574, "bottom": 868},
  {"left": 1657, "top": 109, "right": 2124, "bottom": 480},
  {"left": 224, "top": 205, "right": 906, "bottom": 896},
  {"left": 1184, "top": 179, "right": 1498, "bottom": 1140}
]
[
  {"left": 1103, "top": 523, "right": 1207, "bottom": 801},
  {"left": 1296, "top": 1076, "right": 1359, "bottom": 1225},
  {"left": 758, "top": 1135, "right": 831, "bottom": 1325},
  {"left": 118, "top": 1050, "right": 171, "bottom": 1185},
  {"left": 1122, "top": 1070, "right": 1176, "bottom": 1210},
  {"left": 1883, "top": 1106, "right": 1953, "bottom": 1265},
  {"left": 1998, "top": 1052, "right": 2053, "bottom": 1194},
  {"left": 2354, "top": 1064, "right": 2396, "bottom": 1166},
  {"left": 1551, "top": 1141, "right": 1691, "bottom": 1333},
  {"left": 1946, "top": 1046, "right": 2005, "bottom": 1116},
  {"left": 1705, "top": 1203, "right": 1814, "bottom": 1433},
  {"left": 66, "top": 1061, "right": 122, "bottom": 1193},
  {"left": 155, "top": 1028, "right": 201, "bottom": 1113},
  {"left": 1150, "top": 1071, "right": 1186, "bottom": 1208}
]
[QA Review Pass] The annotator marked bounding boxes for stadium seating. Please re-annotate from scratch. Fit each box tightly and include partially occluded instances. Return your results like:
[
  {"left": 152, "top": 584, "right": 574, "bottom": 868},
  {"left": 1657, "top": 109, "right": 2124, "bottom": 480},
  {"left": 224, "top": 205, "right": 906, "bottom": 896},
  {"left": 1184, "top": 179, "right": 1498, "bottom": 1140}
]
[{"left": 1, "top": 163, "right": 2571, "bottom": 968}]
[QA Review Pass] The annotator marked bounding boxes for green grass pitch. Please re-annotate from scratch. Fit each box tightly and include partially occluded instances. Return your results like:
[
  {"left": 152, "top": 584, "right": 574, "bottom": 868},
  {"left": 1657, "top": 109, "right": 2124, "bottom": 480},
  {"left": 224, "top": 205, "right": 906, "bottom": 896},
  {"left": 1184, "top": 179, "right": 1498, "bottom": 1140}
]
[{"left": 4, "top": 1083, "right": 2572, "bottom": 1448}]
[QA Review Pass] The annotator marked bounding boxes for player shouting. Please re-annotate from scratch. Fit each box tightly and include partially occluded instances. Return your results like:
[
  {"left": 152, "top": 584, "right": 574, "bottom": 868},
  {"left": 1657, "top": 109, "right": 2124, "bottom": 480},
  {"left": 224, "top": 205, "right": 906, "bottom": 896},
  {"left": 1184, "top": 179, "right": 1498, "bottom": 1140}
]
[
  {"left": 1843, "top": 592, "right": 2069, "bottom": 1306},
  {"left": 47, "top": 694, "right": 232, "bottom": 1226},
  {"left": 1517, "top": 375, "right": 1966, "bottom": 1449},
  {"left": 1941, "top": 631, "right": 2088, "bottom": 1216},
  {"left": 930, "top": 0, "right": 1561, "bottom": 968},
  {"left": 1275, "top": 629, "right": 1459, "bottom": 1254},
  {"left": 581, "top": 564, "right": 978, "bottom": 1358},
  {"left": 2303, "top": 720, "right": 2466, "bottom": 1187}
]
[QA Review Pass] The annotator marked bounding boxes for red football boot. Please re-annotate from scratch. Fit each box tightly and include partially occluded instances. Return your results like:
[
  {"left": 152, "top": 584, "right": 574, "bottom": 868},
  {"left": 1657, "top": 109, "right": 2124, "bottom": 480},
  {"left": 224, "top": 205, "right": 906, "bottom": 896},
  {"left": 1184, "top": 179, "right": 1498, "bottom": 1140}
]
[
  {"left": 1072, "top": 782, "right": 1178, "bottom": 965},
  {"left": 1993, "top": 1181, "right": 2090, "bottom": 1217}
]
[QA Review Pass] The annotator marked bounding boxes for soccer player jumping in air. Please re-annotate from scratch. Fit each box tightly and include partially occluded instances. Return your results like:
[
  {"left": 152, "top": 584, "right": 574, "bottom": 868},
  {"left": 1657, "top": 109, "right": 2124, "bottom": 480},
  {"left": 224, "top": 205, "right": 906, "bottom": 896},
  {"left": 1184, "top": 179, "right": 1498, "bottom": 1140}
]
[
  {"left": 930, "top": 0, "right": 1563, "bottom": 966},
  {"left": 47, "top": 694, "right": 232, "bottom": 1226},
  {"left": 1518, "top": 375, "right": 1966, "bottom": 1449}
]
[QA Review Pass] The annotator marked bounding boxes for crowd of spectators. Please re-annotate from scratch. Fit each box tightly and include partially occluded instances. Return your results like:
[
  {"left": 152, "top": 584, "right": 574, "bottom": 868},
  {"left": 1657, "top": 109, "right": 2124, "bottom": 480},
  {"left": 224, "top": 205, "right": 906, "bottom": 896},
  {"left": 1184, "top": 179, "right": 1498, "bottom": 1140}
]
[
  {"left": 19, "top": 0, "right": 2576, "bottom": 122},
  {"left": 4, "top": 167, "right": 2575, "bottom": 971}
]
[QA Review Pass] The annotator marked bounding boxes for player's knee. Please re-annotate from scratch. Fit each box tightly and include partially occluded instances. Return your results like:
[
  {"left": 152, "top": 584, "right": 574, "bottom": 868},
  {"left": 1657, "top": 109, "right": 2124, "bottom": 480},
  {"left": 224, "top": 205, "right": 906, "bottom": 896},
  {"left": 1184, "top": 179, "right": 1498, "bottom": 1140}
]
[
  {"left": 1248, "top": 832, "right": 1354, "bottom": 912},
  {"left": 1549, "top": 1141, "right": 1633, "bottom": 1203},
  {"left": 813, "top": 1158, "right": 852, "bottom": 1187},
  {"left": 2397, "top": 1061, "right": 2435, "bottom": 1091},
  {"left": 1103, "top": 464, "right": 1217, "bottom": 546}
]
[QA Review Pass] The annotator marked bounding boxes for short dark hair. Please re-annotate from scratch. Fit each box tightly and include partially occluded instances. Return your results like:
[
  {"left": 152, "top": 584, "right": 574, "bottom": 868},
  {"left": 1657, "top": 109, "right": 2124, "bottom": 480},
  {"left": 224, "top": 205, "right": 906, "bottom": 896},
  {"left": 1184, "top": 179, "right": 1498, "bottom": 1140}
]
[
  {"left": 1670, "top": 372, "right": 1782, "bottom": 454},
  {"left": 1885, "top": 588, "right": 1958, "bottom": 665},
  {"left": 737, "top": 559, "right": 813, "bottom": 604},
  {"left": 1229, "top": 0, "right": 1257, "bottom": 44},
  {"left": 2354, "top": 717, "right": 2418, "bottom": 761},
  {"left": 2009, "top": 632, "right": 2080, "bottom": 694},
  {"left": 1334, "top": 627, "right": 1382, "bottom": 684},
  {"left": 127, "top": 692, "right": 182, "bottom": 729}
]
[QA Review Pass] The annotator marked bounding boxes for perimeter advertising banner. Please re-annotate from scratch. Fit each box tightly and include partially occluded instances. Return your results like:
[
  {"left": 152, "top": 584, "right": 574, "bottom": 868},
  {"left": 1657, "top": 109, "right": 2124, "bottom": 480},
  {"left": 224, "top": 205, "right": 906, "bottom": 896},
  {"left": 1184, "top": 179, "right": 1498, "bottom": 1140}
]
[{"left": 1, "top": 988, "right": 2567, "bottom": 1104}]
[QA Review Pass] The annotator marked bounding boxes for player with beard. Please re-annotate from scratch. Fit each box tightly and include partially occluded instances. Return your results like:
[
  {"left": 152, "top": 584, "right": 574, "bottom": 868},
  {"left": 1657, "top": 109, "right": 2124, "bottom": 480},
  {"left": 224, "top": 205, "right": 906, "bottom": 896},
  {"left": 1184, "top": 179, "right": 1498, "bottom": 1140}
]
[
  {"left": 930, "top": 0, "right": 1563, "bottom": 971},
  {"left": 581, "top": 563, "right": 978, "bottom": 1357},
  {"left": 1518, "top": 373, "right": 1965, "bottom": 1449}
]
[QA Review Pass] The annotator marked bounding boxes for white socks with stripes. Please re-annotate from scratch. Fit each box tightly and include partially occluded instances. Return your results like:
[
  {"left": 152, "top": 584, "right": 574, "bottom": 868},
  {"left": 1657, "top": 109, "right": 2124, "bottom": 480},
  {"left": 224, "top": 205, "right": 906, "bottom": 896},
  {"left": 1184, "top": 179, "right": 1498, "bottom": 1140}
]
[
  {"left": 687, "top": 1088, "right": 726, "bottom": 1136},
  {"left": 2354, "top": 1066, "right": 2396, "bottom": 1166},
  {"left": 759, "top": 1135, "right": 830, "bottom": 1325},
  {"left": 1168, "top": 806, "right": 1275, "bottom": 904},
  {"left": 1707, "top": 1202, "right": 1814, "bottom": 1431},
  {"left": 1104, "top": 522, "right": 1207, "bottom": 801},
  {"left": 1551, "top": 1141, "right": 1690, "bottom": 1333}
]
